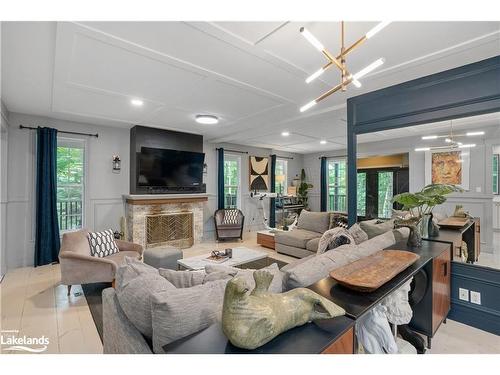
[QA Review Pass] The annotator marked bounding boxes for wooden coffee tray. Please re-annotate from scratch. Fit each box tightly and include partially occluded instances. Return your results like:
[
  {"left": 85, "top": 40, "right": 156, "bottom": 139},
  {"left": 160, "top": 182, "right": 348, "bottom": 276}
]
[
  {"left": 437, "top": 217, "right": 470, "bottom": 229},
  {"left": 329, "top": 250, "right": 420, "bottom": 292}
]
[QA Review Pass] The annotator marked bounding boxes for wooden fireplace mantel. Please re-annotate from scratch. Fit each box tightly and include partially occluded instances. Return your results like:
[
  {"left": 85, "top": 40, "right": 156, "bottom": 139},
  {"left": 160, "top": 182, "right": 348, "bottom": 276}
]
[{"left": 123, "top": 194, "right": 209, "bottom": 205}]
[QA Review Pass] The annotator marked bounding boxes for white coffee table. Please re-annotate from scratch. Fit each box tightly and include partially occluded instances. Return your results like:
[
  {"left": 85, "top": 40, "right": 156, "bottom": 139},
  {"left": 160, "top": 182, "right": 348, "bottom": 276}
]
[{"left": 177, "top": 247, "right": 267, "bottom": 271}]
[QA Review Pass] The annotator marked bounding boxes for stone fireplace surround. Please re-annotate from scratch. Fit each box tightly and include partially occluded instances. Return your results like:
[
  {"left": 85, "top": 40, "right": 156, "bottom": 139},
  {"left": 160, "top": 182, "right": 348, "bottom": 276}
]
[{"left": 123, "top": 194, "right": 208, "bottom": 249}]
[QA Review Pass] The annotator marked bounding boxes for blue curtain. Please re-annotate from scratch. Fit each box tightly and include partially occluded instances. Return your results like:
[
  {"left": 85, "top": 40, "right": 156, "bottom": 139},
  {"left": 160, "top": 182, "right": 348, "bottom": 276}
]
[
  {"left": 320, "top": 156, "right": 327, "bottom": 212},
  {"left": 217, "top": 148, "right": 225, "bottom": 210},
  {"left": 269, "top": 154, "right": 277, "bottom": 228},
  {"left": 34, "top": 127, "right": 61, "bottom": 267}
]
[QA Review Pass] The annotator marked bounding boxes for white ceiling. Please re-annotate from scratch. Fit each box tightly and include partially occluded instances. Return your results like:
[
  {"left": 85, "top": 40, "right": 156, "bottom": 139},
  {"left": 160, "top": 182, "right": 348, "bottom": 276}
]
[{"left": 1, "top": 21, "right": 499, "bottom": 153}]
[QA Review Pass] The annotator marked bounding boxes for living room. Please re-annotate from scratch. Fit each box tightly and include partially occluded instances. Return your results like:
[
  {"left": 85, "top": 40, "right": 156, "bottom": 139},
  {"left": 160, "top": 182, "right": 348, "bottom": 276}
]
[{"left": 1, "top": 1, "right": 500, "bottom": 373}]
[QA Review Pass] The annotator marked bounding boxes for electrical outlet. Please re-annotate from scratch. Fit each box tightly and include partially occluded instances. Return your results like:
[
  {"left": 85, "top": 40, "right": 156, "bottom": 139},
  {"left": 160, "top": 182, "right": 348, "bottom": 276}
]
[
  {"left": 470, "top": 291, "right": 481, "bottom": 305},
  {"left": 459, "top": 288, "right": 469, "bottom": 301}
]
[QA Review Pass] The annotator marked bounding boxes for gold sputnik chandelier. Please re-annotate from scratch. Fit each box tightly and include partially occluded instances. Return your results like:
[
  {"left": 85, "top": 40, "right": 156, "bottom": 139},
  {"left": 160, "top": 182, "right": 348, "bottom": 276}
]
[{"left": 299, "top": 21, "right": 391, "bottom": 112}]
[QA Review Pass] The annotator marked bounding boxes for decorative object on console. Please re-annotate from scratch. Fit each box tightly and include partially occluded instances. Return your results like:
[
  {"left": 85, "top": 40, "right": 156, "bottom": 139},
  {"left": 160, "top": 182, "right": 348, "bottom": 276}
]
[
  {"left": 452, "top": 204, "right": 468, "bottom": 218},
  {"left": 329, "top": 250, "right": 420, "bottom": 292},
  {"left": 249, "top": 156, "right": 269, "bottom": 190},
  {"left": 222, "top": 270, "right": 345, "bottom": 350},
  {"left": 112, "top": 155, "right": 121, "bottom": 173},
  {"left": 299, "top": 22, "right": 389, "bottom": 112},
  {"left": 392, "top": 184, "right": 463, "bottom": 244}
]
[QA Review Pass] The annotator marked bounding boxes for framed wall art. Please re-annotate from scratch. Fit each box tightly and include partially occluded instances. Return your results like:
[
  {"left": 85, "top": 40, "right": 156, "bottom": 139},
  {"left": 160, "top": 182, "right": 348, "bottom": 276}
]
[
  {"left": 249, "top": 156, "right": 269, "bottom": 191},
  {"left": 425, "top": 148, "right": 470, "bottom": 190}
]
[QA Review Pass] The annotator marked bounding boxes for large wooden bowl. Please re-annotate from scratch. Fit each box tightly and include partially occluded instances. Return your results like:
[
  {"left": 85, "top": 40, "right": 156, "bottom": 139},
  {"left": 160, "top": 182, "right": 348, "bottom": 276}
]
[{"left": 329, "top": 250, "right": 420, "bottom": 292}]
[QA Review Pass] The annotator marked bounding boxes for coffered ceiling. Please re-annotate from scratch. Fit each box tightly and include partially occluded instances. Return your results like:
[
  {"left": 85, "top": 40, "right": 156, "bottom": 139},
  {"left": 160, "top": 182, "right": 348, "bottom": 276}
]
[{"left": 1, "top": 21, "right": 499, "bottom": 153}]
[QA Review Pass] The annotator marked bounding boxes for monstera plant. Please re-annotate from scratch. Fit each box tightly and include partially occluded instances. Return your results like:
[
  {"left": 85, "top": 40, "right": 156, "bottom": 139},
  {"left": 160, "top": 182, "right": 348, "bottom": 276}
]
[{"left": 392, "top": 184, "right": 463, "bottom": 245}]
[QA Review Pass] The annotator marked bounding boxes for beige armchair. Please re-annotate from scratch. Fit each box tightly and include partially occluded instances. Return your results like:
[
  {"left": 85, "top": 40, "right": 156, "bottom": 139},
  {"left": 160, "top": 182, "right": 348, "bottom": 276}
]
[{"left": 59, "top": 229, "right": 143, "bottom": 295}]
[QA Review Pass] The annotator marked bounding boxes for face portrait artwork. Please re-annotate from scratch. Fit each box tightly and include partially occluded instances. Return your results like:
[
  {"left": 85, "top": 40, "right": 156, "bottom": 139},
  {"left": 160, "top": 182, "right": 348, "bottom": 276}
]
[{"left": 431, "top": 151, "right": 462, "bottom": 185}]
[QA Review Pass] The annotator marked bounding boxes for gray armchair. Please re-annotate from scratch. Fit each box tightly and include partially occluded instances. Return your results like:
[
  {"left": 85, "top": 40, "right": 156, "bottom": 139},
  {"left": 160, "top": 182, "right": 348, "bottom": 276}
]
[
  {"left": 214, "top": 209, "right": 244, "bottom": 241},
  {"left": 59, "top": 229, "right": 143, "bottom": 295}
]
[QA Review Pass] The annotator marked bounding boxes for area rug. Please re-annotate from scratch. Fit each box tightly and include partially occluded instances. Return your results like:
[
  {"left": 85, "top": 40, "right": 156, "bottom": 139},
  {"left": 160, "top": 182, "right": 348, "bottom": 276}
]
[{"left": 81, "top": 282, "right": 112, "bottom": 342}]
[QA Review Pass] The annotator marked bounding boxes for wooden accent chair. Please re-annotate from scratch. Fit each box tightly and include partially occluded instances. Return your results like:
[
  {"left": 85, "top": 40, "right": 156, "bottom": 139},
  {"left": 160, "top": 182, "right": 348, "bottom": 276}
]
[{"left": 214, "top": 209, "right": 245, "bottom": 241}]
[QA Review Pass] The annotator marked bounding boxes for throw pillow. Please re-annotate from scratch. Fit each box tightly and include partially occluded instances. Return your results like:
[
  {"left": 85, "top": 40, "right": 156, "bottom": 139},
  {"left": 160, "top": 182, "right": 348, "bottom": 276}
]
[
  {"left": 151, "top": 279, "right": 228, "bottom": 353},
  {"left": 348, "top": 223, "right": 369, "bottom": 244},
  {"left": 115, "top": 256, "right": 158, "bottom": 289},
  {"left": 204, "top": 263, "right": 284, "bottom": 293},
  {"left": 329, "top": 213, "right": 349, "bottom": 229},
  {"left": 359, "top": 219, "right": 395, "bottom": 239},
  {"left": 222, "top": 209, "right": 240, "bottom": 225},
  {"left": 297, "top": 210, "right": 330, "bottom": 233},
  {"left": 317, "top": 227, "right": 354, "bottom": 255},
  {"left": 87, "top": 229, "right": 119, "bottom": 257},
  {"left": 158, "top": 268, "right": 234, "bottom": 288},
  {"left": 115, "top": 272, "right": 175, "bottom": 339}
]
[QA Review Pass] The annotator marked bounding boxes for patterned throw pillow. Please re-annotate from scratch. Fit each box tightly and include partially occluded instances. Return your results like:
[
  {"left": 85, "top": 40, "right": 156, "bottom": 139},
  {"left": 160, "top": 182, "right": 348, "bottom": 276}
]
[
  {"left": 317, "top": 227, "right": 354, "bottom": 255},
  {"left": 87, "top": 229, "right": 119, "bottom": 257},
  {"left": 222, "top": 209, "right": 240, "bottom": 225}
]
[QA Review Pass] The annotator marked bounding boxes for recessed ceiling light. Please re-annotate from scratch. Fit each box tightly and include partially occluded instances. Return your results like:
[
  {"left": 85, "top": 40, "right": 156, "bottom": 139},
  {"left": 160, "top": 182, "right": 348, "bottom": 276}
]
[
  {"left": 195, "top": 115, "right": 219, "bottom": 125},
  {"left": 131, "top": 99, "right": 144, "bottom": 106},
  {"left": 466, "top": 131, "right": 485, "bottom": 136},
  {"left": 281, "top": 131, "right": 290, "bottom": 136},
  {"left": 320, "top": 140, "right": 327, "bottom": 144}
]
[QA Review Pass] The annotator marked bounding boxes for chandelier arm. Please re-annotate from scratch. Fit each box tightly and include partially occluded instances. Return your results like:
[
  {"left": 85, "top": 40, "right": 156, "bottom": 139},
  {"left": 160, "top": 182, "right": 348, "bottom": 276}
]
[
  {"left": 340, "top": 35, "right": 368, "bottom": 58},
  {"left": 322, "top": 49, "right": 355, "bottom": 78},
  {"left": 315, "top": 78, "right": 353, "bottom": 103}
]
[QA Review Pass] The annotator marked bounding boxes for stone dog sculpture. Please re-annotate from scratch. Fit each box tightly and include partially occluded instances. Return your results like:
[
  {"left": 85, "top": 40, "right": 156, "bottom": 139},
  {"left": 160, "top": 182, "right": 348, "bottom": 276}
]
[{"left": 222, "top": 270, "right": 346, "bottom": 350}]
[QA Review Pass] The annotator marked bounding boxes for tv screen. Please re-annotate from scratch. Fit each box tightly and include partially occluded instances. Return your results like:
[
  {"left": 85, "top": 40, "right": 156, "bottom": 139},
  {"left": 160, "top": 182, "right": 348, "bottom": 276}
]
[{"left": 137, "top": 147, "right": 205, "bottom": 188}]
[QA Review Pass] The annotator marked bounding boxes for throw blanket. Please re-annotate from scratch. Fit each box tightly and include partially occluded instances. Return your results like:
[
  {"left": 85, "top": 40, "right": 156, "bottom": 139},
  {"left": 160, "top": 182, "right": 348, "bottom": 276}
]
[{"left": 317, "top": 227, "right": 354, "bottom": 254}]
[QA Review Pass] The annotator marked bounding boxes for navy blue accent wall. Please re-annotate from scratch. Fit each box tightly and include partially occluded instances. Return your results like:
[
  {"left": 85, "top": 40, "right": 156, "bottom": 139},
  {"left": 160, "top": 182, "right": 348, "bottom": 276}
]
[
  {"left": 269, "top": 155, "right": 277, "bottom": 228},
  {"left": 217, "top": 148, "right": 224, "bottom": 210},
  {"left": 346, "top": 55, "right": 500, "bottom": 335},
  {"left": 449, "top": 263, "right": 500, "bottom": 335},
  {"left": 320, "top": 157, "right": 327, "bottom": 212}
]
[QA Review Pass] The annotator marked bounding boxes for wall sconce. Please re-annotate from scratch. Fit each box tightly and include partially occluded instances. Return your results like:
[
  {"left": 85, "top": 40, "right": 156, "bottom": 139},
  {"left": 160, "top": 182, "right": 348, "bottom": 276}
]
[{"left": 112, "top": 155, "right": 121, "bottom": 173}]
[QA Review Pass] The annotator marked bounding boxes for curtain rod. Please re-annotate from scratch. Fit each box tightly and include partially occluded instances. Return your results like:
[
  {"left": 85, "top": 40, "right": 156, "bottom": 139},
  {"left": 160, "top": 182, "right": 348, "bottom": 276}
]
[
  {"left": 19, "top": 125, "right": 99, "bottom": 138},
  {"left": 216, "top": 148, "right": 248, "bottom": 154},
  {"left": 318, "top": 155, "right": 347, "bottom": 159}
]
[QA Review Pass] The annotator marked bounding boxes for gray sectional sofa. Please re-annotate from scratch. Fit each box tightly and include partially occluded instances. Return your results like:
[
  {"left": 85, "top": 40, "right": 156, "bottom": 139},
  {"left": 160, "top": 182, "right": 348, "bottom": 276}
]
[
  {"left": 275, "top": 210, "right": 346, "bottom": 258},
  {"left": 102, "top": 224, "right": 408, "bottom": 354}
]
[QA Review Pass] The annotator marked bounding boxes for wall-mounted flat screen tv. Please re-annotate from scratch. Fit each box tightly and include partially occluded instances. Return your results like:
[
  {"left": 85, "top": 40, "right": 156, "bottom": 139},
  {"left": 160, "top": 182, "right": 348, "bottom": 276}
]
[{"left": 137, "top": 147, "right": 205, "bottom": 188}]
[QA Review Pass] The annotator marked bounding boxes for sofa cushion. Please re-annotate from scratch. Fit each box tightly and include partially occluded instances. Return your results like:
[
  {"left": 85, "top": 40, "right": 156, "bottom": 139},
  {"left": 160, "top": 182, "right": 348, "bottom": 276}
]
[
  {"left": 359, "top": 219, "right": 395, "bottom": 239},
  {"left": 151, "top": 279, "right": 228, "bottom": 353},
  {"left": 348, "top": 223, "right": 369, "bottom": 244},
  {"left": 158, "top": 268, "right": 233, "bottom": 288},
  {"left": 306, "top": 237, "right": 320, "bottom": 251},
  {"left": 297, "top": 210, "right": 330, "bottom": 233},
  {"left": 204, "top": 263, "right": 284, "bottom": 293},
  {"left": 275, "top": 228, "right": 321, "bottom": 249},
  {"left": 88, "top": 229, "right": 119, "bottom": 258},
  {"left": 116, "top": 272, "right": 175, "bottom": 339},
  {"left": 115, "top": 256, "right": 158, "bottom": 289}
]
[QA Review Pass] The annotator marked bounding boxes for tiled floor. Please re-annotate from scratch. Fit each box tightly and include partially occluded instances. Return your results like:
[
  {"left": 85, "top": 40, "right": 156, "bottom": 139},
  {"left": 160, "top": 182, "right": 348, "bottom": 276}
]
[{"left": 1, "top": 232, "right": 499, "bottom": 354}]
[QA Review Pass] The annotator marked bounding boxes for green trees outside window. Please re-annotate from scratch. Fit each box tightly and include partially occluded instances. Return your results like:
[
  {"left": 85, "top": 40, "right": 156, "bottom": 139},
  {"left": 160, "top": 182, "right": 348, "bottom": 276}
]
[
  {"left": 56, "top": 140, "right": 85, "bottom": 231},
  {"left": 224, "top": 156, "right": 240, "bottom": 209}
]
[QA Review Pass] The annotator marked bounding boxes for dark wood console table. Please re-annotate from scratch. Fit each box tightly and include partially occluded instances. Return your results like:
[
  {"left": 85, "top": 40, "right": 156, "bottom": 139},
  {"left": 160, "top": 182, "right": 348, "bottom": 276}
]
[{"left": 163, "top": 316, "right": 355, "bottom": 354}]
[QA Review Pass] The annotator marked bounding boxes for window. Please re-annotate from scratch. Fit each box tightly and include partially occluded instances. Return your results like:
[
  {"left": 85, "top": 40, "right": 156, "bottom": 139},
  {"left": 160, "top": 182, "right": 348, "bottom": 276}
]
[
  {"left": 357, "top": 172, "right": 367, "bottom": 217},
  {"left": 56, "top": 138, "right": 85, "bottom": 232},
  {"left": 275, "top": 159, "right": 288, "bottom": 195},
  {"left": 493, "top": 154, "right": 499, "bottom": 195},
  {"left": 224, "top": 154, "right": 241, "bottom": 209},
  {"left": 377, "top": 171, "right": 394, "bottom": 219},
  {"left": 328, "top": 159, "right": 347, "bottom": 212}
]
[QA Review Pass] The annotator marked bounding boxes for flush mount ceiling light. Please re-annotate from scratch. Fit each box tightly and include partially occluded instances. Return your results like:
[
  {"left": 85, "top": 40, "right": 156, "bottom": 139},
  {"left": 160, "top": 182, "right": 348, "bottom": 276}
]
[
  {"left": 195, "top": 115, "right": 219, "bottom": 125},
  {"left": 299, "top": 21, "right": 390, "bottom": 112},
  {"left": 415, "top": 120, "right": 482, "bottom": 151},
  {"left": 281, "top": 131, "right": 290, "bottom": 136},
  {"left": 131, "top": 99, "right": 144, "bottom": 106}
]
